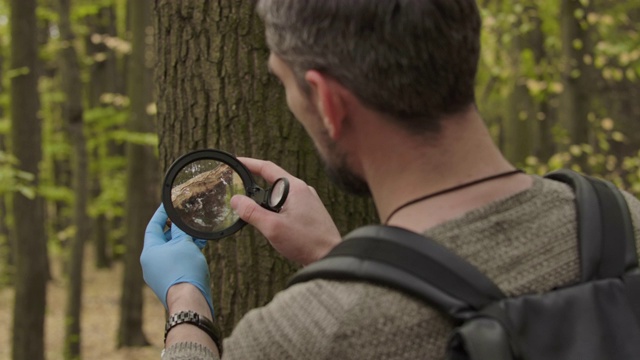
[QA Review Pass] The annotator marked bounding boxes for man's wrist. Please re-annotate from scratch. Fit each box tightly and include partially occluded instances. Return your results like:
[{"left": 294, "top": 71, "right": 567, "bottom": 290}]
[
  {"left": 165, "top": 310, "right": 222, "bottom": 353},
  {"left": 165, "top": 283, "right": 220, "bottom": 356},
  {"left": 167, "top": 283, "right": 213, "bottom": 319}
]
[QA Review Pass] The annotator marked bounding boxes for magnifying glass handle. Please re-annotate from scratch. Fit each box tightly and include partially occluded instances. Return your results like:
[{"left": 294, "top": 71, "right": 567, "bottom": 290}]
[{"left": 247, "top": 183, "right": 288, "bottom": 213}]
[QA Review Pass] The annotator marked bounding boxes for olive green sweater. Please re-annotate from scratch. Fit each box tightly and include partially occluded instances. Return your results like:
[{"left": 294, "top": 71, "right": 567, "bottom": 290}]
[{"left": 163, "top": 176, "right": 640, "bottom": 359}]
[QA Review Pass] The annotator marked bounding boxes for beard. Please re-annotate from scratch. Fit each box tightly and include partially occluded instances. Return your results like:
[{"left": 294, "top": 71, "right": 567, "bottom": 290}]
[
  {"left": 325, "top": 161, "right": 371, "bottom": 197},
  {"left": 319, "top": 131, "right": 371, "bottom": 197}
]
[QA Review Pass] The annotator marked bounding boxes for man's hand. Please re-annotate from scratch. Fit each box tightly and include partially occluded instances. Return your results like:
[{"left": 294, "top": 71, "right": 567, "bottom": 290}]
[
  {"left": 230, "top": 157, "right": 341, "bottom": 265},
  {"left": 140, "top": 205, "right": 214, "bottom": 317}
]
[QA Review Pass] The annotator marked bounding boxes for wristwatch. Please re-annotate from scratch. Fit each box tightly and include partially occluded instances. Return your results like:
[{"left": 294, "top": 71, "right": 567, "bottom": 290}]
[{"left": 164, "top": 310, "right": 222, "bottom": 354}]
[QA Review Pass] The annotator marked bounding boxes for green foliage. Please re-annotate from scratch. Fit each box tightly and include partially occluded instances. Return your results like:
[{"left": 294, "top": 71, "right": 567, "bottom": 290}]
[
  {"left": 0, "top": 149, "right": 36, "bottom": 198},
  {"left": 476, "top": 0, "right": 640, "bottom": 194},
  {"left": 0, "top": 114, "right": 35, "bottom": 198},
  {"left": 84, "top": 104, "right": 127, "bottom": 218},
  {"left": 522, "top": 116, "right": 640, "bottom": 196},
  {"left": 110, "top": 130, "right": 158, "bottom": 147}
]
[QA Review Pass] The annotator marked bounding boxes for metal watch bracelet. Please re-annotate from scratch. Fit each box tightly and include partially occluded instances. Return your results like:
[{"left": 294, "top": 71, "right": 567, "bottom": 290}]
[{"left": 164, "top": 310, "right": 222, "bottom": 354}]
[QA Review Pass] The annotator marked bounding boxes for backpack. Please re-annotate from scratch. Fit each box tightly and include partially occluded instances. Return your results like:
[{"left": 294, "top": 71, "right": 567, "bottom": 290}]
[{"left": 287, "top": 170, "right": 640, "bottom": 360}]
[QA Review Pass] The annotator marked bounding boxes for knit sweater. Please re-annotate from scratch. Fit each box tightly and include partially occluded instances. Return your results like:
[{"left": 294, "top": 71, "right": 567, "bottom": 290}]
[{"left": 162, "top": 175, "right": 640, "bottom": 359}]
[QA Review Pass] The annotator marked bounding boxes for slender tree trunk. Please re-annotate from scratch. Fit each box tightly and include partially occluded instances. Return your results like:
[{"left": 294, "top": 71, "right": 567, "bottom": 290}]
[
  {"left": 154, "top": 0, "right": 377, "bottom": 336},
  {"left": 605, "top": 5, "right": 640, "bottom": 162},
  {"left": 559, "top": 0, "right": 591, "bottom": 163},
  {"left": 57, "top": 0, "right": 90, "bottom": 358},
  {"left": 86, "top": 5, "right": 119, "bottom": 269},
  {"left": 38, "top": 0, "right": 71, "bottom": 257},
  {"left": 0, "top": 47, "right": 14, "bottom": 282},
  {"left": 117, "top": 0, "right": 156, "bottom": 347},
  {"left": 0, "top": 193, "right": 9, "bottom": 285},
  {"left": 107, "top": 0, "right": 134, "bottom": 262},
  {"left": 9, "top": 0, "right": 49, "bottom": 358},
  {"left": 527, "top": 8, "right": 554, "bottom": 162},
  {"left": 503, "top": 3, "right": 557, "bottom": 166},
  {"left": 503, "top": 19, "right": 533, "bottom": 166}
]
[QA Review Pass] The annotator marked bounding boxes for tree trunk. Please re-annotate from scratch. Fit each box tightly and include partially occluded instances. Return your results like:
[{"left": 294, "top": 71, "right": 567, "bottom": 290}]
[
  {"left": 154, "top": 0, "right": 377, "bottom": 336},
  {"left": 604, "top": 5, "right": 640, "bottom": 163},
  {"left": 86, "top": 5, "right": 119, "bottom": 269},
  {"left": 117, "top": 0, "right": 157, "bottom": 347},
  {"left": 56, "top": 0, "right": 91, "bottom": 358},
  {"left": 9, "top": 0, "right": 49, "bottom": 358},
  {"left": 527, "top": 7, "right": 554, "bottom": 162},
  {"left": 507, "top": 3, "right": 555, "bottom": 164},
  {"left": 559, "top": 0, "right": 591, "bottom": 164},
  {"left": 503, "top": 21, "right": 534, "bottom": 166},
  {"left": 0, "top": 193, "right": 9, "bottom": 285},
  {"left": 0, "top": 46, "right": 14, "bottom": 283}
]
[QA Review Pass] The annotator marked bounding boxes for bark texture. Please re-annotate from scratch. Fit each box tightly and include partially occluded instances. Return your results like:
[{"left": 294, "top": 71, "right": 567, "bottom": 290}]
[{"left": 9, "top": 0, "right": 49, "bottom": 358}]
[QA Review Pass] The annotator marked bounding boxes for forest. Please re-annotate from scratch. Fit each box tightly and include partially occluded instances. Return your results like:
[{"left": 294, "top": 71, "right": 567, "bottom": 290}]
[{"left": 0, "top": 0, "right": 639, "bottom": 359}]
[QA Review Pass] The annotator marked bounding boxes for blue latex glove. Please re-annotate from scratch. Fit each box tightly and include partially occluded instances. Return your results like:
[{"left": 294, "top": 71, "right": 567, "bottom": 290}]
[{"left": 141, "top": 204, "right": 214, "bottom": 317}]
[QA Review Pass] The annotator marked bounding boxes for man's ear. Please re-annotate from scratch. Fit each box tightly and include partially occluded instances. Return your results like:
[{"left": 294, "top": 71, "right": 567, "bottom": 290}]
[{"left": 305, "top": 70, "right": 346, "bottom": 140}]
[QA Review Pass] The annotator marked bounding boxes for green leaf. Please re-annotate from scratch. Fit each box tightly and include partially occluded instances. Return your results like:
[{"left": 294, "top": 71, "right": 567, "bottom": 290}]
[{"left": 6, "top": 67, "right": 30, "bottom": 78}]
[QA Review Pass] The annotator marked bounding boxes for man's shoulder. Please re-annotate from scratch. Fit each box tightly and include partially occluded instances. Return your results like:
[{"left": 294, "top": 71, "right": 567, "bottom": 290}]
[
  {"left": 283, "top": 279, "right": 452, "bottom": 358},
  {"left": 280, "top": 278, "right": 438, "bottom": 321},
  {"left": 226, "top": 278, "right": 450, "bottom": 359}
]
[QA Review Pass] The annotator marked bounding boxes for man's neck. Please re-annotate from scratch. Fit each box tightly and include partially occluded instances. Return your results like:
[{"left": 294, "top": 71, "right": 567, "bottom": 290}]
[{"left": 358, "top": 110, "right": 533, "bottom": 233}]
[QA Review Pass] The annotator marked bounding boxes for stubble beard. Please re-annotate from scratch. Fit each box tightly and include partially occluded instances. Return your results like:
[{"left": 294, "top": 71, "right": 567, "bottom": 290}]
[{"left": 319, "top": 130, "right": 371, "bottom": 197}]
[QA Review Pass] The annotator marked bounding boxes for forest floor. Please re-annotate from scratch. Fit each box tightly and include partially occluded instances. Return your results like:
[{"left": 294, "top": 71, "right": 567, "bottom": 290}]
[{"left": 0, "top": 248, "right": 166, "bottom": 360}]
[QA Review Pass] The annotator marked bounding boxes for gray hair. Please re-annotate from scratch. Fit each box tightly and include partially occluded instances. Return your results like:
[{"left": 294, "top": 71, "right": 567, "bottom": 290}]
[{"left": 256, "top": 0, "right": 482, "bottom": 132}]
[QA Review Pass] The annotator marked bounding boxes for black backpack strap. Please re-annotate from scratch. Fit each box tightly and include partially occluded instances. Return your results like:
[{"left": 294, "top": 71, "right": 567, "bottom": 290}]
[
  {"left": 590, "top": 177, "right": 638, "bottom": 273},
  {"left": 546, "top": 169, "right": 637, "bottom": 280},
  {"left": 288, "top": 225, "right": 505, "bottom": 320}
]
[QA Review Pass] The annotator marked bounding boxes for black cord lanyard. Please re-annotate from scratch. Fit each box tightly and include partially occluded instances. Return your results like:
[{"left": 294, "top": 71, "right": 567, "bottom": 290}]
[{"left": 384, "top": 169, "right": 523, "bottom": 224}]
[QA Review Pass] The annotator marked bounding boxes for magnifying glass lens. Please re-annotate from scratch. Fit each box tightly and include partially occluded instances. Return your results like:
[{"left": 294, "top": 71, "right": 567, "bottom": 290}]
[
  {"left": 268, "top": 178, "right": 289, "bottom": 209},
  {"left": 163, "top": 149, "right": 291, "bottom": 239}
]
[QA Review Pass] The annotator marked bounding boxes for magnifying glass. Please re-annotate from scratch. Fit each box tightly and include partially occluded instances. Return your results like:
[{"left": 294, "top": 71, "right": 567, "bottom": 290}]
[{"left": 162, "top": 149, "right": 289, "bottom": 240}]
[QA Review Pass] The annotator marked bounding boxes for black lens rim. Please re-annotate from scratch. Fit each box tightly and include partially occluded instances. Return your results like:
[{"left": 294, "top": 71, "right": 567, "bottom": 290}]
[{"left": 162, "top": 149, "right": 254, "bottom": 240}]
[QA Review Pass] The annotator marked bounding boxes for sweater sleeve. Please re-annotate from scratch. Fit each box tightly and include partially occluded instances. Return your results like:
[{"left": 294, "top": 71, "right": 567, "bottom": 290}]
[
  {"left": 223, "top": 279, "right": 453, "bottom": 360},
  {"left": 162, "top": 342, "right": 218, "bottom": 360},
  {"left": 219, "top": 280, "right": 344, "bottom": 360},
  {"left": 160, "top": 280, "right": 345, "bottom": 360}
]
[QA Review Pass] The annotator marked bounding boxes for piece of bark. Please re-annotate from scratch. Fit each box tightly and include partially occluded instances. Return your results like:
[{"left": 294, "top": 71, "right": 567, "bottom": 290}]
[{"left": 170, "top": 164, "right": 242, "bottom": 232}]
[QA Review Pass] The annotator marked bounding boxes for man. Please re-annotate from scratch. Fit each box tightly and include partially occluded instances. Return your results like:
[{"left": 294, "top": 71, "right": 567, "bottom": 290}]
[{"left": 141, "top": 0, "right": 640, "bottom": 359}]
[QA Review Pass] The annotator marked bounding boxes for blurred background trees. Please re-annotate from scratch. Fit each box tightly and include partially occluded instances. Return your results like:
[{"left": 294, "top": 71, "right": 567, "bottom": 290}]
[{"left": 0, "top": 0, "right": 638, "bottom": 358}]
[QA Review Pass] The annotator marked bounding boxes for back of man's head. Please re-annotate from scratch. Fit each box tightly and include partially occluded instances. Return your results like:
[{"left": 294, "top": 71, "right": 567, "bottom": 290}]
[{"left": 257, "top": 0, "right": 482, "bottom": 133}]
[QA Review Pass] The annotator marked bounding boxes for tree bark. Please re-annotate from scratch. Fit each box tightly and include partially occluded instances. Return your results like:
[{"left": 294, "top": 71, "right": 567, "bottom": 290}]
[
  {"left": 117, "top": 0, "right": 157, "bottom": 347},
  {"left": 154, "top": 0, "right": 377, "bottom": 336},
  {"left": 9, "top": 0, "right": 49, "bottom": 358}
]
